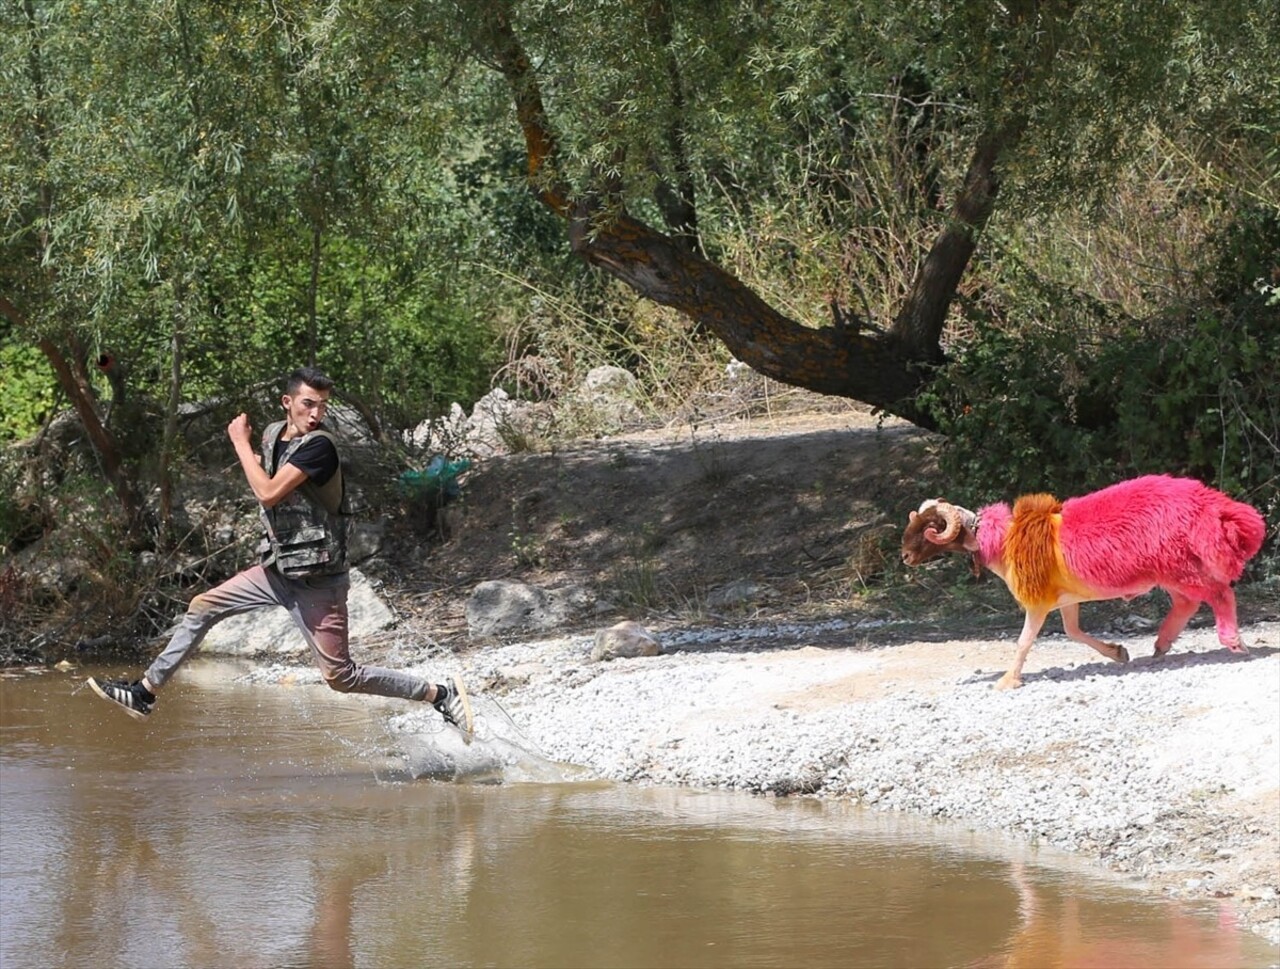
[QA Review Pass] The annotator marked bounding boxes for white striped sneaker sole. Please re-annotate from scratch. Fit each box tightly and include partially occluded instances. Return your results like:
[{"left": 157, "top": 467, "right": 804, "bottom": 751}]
[
  {"left": 88, "top": 677, "right": 151, "bottom": 720},
  {"left": 448, "top": 674, "right": 474, "bottom": 744}
]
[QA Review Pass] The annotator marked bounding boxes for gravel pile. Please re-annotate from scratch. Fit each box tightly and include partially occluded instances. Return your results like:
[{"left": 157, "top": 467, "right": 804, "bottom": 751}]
[{"left": 381, "top": 617, "right": 1280, "bottom": 944}]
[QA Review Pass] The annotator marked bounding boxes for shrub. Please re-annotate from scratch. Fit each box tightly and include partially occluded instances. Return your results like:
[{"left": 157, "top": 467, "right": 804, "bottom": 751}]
[{"left": 922, "top": 204, "right": 1280, "bottom": 557}]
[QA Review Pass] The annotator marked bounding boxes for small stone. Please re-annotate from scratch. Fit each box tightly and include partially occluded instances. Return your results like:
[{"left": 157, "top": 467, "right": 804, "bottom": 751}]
[{"left": 591, "top": 620, "right": 662, "bottom": 661}]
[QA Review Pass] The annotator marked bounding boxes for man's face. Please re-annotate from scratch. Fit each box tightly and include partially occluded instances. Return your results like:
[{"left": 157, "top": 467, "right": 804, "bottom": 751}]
[{"left": 282, "top": 383, "right": 330, "bottom": 437}]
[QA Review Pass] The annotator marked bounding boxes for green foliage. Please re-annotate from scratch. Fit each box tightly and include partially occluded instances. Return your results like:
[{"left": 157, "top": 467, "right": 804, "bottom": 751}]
[
  {"left": 922, "top": 204, "right": 1280, "bottom": 544},
  {"left": 2, "top": 0, "right": 1277, "bottom": 510},
  {"left": 322, "top": 241, "right": 501, "bottom": 426},
  {"left": 0, "top": 340, "right": 57, "bottom": 440}
]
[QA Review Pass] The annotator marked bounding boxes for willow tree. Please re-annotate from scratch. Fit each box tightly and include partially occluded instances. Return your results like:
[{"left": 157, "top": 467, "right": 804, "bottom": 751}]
[
  {"left": 397, "top": 0, "right": 1277, "bottom": 427},
  {"left": 0, "top": 1, "right": 382, "bottom": 529},
  {"left": 1, "top": 0, "right": 145, "bottom": 526}
]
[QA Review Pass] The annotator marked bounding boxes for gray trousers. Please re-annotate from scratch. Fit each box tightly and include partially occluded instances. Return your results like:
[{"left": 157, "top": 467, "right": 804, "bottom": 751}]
[{"left": 145, "top": 564, "right": 431, "bottom": 701}]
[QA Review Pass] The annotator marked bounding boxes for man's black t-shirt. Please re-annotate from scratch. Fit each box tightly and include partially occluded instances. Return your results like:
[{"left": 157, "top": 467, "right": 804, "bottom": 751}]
[{"left": 273, "top": 435, "right": 339, "bottom": 487}]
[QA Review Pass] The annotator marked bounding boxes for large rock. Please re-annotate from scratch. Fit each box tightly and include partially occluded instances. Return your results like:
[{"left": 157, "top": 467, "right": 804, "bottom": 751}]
[
  {"left": 569, "top": 366, "right": 643, "bottom": 432},
  {"left": 347, "top": 521, "right": 385, "bottom": 564},
  {"left": 198, "top": 568, "right": 395, "bottom": 657},
  {"left": 407, "top": 388, "right": 540, "bottom": 458},
  {"left": 464, "top": 579, "right": 585, "bottom": 638},
  {"left": 707, "top": 579, "right": 769, "bottom": 609},
  {"left": 319, "top": 402, "right": 376, "bottom": 444}
]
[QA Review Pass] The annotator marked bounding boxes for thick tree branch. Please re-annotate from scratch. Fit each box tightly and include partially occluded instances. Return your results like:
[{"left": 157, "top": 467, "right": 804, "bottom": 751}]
[
  {"left": 891, "top": 126, "right": 1017, "bottom": 361},
  {"left": 0, "top": 296, "right": 22, "bottom": 327},
  {"left": 479, "top": 3, "right": 945, "bottom": 425},
  {"left": 565, "top": 205, "right": 925, "bottom": 411},
  {"left": 481, "top": 2, "right": 569, "bottom": 214}
]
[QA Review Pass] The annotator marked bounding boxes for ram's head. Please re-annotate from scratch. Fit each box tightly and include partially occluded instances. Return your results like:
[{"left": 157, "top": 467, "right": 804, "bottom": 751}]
[{"left": 901, "top": 500, "right": 979, "bottom": 570}]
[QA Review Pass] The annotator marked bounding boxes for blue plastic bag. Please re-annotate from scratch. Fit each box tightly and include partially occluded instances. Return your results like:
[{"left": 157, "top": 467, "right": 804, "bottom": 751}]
[{"left": 398, "top": 455, "right": 471, "bottom": 503}]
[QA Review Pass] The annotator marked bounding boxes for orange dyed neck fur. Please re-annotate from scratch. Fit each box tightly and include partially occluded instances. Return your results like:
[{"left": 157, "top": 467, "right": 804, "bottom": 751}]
[{"left": 1004, "top": 494, "right": 1067, "bottom": 608}]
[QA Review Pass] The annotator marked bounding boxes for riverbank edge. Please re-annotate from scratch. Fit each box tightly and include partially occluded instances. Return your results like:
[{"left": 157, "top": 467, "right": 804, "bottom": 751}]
[{"left": 241, "top": 615, "right": 1280, "bottom": 949}]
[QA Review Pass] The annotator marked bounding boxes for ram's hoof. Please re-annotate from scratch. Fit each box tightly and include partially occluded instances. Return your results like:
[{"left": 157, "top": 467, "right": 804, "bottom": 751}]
[
  {"left": 995, "top": 674, "right": 1023, "bottom": 691},
  {"left": 1111, "top": 644, "right": 1130, "bottom": 664}
]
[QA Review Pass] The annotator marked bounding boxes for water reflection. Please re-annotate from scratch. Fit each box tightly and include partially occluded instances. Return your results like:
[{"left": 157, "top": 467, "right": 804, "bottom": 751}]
[
  {"left": 975, "top": 860, "right": 1256, "bottom": 969},
  {"left": 1, "top": 665, "right": 1274, "bottom": 969},
  {"left": 300, "top": 852, "right": 388, "bottom": 969}
]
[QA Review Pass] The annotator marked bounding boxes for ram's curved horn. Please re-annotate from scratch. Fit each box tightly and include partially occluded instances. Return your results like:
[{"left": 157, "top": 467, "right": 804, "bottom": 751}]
[{"left": 925, "top": 502, "right": 964, "bottom": 545}]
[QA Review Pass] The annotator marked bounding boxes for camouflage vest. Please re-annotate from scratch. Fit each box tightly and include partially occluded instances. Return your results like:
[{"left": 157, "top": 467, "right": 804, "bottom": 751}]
[{"left": 258, "top": 420, "right": 349, "bottom": 578}]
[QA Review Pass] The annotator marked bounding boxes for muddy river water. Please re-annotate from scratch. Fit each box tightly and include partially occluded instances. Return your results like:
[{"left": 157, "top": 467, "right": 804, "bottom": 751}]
[{"left": 1, "top": 662, "right": 1275, "bottom": 969}]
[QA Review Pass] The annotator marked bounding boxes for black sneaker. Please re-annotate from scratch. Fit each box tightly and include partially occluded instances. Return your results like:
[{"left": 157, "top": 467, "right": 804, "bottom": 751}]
[
  {"left": 433, "top": 675, "right": 474, "bottom": 742},
  {"left": 88, "top": 677, "right": 155, "bottom": 720}
]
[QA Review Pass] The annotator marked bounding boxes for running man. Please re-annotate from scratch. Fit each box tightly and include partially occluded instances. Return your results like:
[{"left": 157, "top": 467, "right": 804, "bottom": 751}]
[{"left": 89, "top": 366, "right": 471, "bottom": 737}]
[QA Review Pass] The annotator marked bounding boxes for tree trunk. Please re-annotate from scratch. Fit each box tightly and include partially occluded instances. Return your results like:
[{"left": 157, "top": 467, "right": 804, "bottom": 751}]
[
  {"left": 0, "top": 298, "right": 145, "bottom": 532},
  {"left": 308, "top": 223, "right": 322, "bottom": 367},
  {"left": 159, "top": 301, "right": 185, "bottom": 542},
  {"left": 646, "top": 0, "right": 700, "bottom": 255},
  {"left": 11, "top": 4, "right": 147, "bottom": 534}
]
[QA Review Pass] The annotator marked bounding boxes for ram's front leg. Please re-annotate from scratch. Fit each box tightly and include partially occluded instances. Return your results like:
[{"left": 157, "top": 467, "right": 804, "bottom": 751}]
[{"left": 997, "top": 609, "right": 1049, "bottom": 690}]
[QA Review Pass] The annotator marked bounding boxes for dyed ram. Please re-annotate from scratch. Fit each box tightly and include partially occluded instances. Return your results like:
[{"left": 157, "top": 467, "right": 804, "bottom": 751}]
[{"left": 900, "top": 475, "right": 1266, "bottom": 689}]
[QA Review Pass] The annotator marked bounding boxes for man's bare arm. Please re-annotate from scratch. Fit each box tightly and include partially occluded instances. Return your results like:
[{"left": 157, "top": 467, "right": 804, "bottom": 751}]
[{"left": 227, "top": 413, "right": 309, "bottom": 508}]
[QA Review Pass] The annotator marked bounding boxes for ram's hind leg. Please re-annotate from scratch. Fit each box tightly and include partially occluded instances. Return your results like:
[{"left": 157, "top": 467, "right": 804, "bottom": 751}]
[
  {"left": 1060, "top": 603, "right": 1129, "bottom": 664},
  {"left": 1206, "top": 586, "right": 1248, "bottom": 654},
  {"left": 1154, "top": 589, "right": 1202, "bottom": 656}
]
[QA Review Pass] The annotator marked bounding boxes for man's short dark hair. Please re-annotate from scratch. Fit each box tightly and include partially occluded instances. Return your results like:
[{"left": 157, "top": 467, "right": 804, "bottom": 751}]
[{"left": 286, "top": 367, "right": 334, "bottom": 395}]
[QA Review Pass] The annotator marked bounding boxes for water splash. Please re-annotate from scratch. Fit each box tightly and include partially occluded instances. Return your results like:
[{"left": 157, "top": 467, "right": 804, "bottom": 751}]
[{"left": 384, "top": 694, "right": 588, "bottom": 785}]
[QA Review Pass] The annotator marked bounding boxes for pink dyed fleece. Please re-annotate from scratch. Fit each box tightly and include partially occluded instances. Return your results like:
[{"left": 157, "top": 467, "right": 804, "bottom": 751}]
[
  {"left": 975, "top": 475, "right": 1265, "bottom": 598},
  {"left": 975, "top": 501, "right": 1012, "bottom": 571}
]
